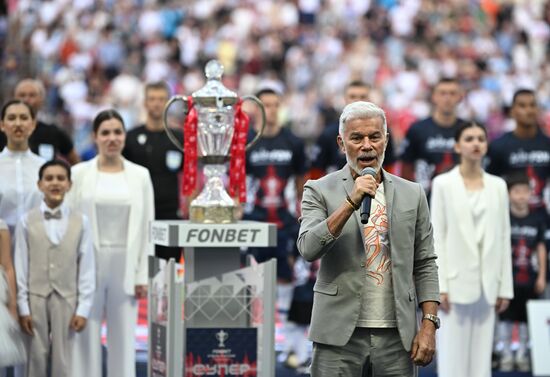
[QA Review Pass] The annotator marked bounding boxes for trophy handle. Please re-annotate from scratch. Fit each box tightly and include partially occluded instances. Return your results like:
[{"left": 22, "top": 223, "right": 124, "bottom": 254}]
[
  {"left": 241, "top": 95, "right": 266, "bottom": 151},
  {"left": 162, "top": 95, "right": 188, "bottom": 152}
]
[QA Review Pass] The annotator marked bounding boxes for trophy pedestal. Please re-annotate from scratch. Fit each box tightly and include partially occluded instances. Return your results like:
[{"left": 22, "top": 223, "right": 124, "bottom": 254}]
[
  {"left": 189, "top": 164, "right": 238, "bottom": 223},
  {"left": 189, "top": 205, "right": 236, "bottom": 224},
  {"left": 149, "top": 220, "right": 278, "bottom": 377}
]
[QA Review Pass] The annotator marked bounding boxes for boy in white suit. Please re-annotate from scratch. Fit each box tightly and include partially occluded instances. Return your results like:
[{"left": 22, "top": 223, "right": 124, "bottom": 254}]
[{"left": 14, "top": 160, "right": 95, "bottom": 377}]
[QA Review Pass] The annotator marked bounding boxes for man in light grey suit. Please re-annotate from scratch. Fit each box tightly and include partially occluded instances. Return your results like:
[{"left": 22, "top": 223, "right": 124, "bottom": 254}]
[{"left": 297, "top": 101, "right": 440, "bottom": 376}]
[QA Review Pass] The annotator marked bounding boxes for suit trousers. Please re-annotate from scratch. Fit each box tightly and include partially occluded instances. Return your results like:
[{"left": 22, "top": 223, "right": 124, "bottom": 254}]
[
  {"left": 310, "top": 327, "right": 415, "bottom": 377},
  {"left": 73, "top": 248, "right": 137, "bottom": 377},
  {"left": 27, "top": 292, "right": 76, "bottom": 377},
  {"left": 437, "top": 293, "right": 494, "bottom": 377}
]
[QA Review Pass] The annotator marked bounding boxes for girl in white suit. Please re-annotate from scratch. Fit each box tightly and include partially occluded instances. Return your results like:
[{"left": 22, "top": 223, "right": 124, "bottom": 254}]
[
  {"left": 69, "top": 109, "right": 154, "bottom": 377},
  {"left": 431, "top": 122, "right": 513, "bottom": 377}
]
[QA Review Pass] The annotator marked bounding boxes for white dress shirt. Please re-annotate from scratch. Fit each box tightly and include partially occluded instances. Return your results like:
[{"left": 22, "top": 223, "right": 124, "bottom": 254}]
[
  {"left": 14, "top": 201, "right": 96, "bottom": 317},
  {"left": 0, "top": 148, "right": 45, "bottom": 235}
]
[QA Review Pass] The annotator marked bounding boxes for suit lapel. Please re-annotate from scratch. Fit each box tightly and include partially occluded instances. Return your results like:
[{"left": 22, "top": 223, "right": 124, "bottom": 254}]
[
  {"left": 448, "top": 167, "right": 478, "bottom": 253},
  {"left": 86, "top": 158, "right": 100, "bottom": 252},
  {"left": 122, "top": 159, "right": 136, "bottom": 249},
  {"left": 480, "top": 172, "right": 494, "bottom": 257},
  {"left": 383, "top": 171, "right": 394, "bottom": 232},
  {"left": 341, "top": 166, "right": 365, "bottom": 244}
]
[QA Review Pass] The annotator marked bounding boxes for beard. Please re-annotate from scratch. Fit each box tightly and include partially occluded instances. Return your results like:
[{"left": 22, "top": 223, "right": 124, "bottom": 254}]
[{"left": 346, "top": 152, "right": 385, "bottom": 175}]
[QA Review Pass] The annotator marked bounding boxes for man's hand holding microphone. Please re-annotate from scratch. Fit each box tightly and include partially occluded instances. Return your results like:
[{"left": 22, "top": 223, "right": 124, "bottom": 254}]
[{"left": 349, "top": 167, "right": 379, "bottom": 224}]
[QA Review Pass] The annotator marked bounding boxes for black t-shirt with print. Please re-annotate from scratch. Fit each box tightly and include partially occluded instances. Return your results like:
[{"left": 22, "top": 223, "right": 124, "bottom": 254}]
[
  {"left": 123, "top": 125, "right": 184, "bottom": 219},
  {"left": 510, "top": 211, "right": 546, "bottom": 288},
  {"left": 399, "top": 117, "right": 465, "bottom": 195},
  {"left": 487, "top": 130, "right": 550, "bottom": 210},
  {"left": 245, "top": 127, "right": 307, "bottom": 229}
]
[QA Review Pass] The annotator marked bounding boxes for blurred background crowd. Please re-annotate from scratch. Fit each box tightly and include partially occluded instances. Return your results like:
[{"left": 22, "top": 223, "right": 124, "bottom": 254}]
[{"left": 1, "top": 0, "right": 550, "bottom": 157}]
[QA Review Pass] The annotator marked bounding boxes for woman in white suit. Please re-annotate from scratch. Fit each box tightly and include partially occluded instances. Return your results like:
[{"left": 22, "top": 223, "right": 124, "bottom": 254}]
[
  {"left": 431, "top": 122, "right": 513, "bottom": 377},
  {"left": 69, "top": 109, "right": 154, "bottom": 377}
]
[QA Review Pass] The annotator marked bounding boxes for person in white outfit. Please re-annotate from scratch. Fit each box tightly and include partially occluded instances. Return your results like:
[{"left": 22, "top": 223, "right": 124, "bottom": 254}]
[
  {"left": 0, "top": 99, "right": 45, "bottom": 377},
  {"left": 14, "top": 160, "right": 95, "bottom": 377},
  {"left": 0, "top": 99, "right": 45, "bottom": 236},
  {"left": 430, "top": 121, "right": 514, "bottom": 377},
  {"left": 0, "top": 218, "right": 26, "bottom": 369},
  {"left": 68, "top": 109, "right": 155, "bottom": 377}
]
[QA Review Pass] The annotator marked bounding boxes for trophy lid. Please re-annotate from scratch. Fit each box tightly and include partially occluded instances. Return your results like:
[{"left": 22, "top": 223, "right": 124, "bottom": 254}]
[{"left": 192, "top": 60, "right": 238, "bottom": 106}]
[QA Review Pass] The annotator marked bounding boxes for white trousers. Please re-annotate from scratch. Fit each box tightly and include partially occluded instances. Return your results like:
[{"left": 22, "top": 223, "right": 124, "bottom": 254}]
[
  {"left": 437, "top": 293, "right": 495, "bottom": 377},
  {"left": 27, "top": 292, "right": 76, "bottom": 377},
  {"left": 72, "top": 248, "right": 137, "bottom": 377}
]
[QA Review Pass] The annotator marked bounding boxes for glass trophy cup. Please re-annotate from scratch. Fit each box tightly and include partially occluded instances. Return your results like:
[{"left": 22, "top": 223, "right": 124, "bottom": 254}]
[{"left": 163, "top": 60, "right": 265, "bottom": 223}]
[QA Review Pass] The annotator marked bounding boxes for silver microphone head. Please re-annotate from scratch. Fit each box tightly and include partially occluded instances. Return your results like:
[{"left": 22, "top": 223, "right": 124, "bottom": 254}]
[{"left": 360, "top": 167, "right": 377, "bottom": 177}]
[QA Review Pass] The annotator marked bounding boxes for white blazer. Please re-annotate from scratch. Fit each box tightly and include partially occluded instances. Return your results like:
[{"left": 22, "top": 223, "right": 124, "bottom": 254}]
[
  {"left": 68, "top": 157, "right": 155, "bottom": 295},
  {"left": 430, "top": 166, "right": 513, "bottom": 305}
]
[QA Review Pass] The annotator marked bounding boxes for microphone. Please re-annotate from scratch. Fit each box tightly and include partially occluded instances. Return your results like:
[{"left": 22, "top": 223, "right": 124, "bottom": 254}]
[{"left": 360, "top": 167, "right": 377, "bottom": 224}]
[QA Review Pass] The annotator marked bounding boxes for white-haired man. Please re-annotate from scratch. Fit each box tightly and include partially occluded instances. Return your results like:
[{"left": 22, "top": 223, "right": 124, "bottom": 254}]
[{"left": 297, "top": 101, "right": 440, "bottom": 376}]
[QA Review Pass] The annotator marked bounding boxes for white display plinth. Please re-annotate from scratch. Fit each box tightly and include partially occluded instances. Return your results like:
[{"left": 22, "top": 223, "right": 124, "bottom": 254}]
[{"left": 148, "top": 220, "right": 277, "bottom": 377}]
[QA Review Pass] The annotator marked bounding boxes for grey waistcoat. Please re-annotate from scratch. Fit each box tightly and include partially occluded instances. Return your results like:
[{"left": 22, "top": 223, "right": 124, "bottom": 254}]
[{"left": 27, "top": 208, "right": 83, "bottom": 299}]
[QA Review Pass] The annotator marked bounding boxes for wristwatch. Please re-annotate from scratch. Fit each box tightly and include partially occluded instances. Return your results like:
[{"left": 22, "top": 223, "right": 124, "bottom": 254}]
[{"left": 422, "top": 313, "right": 440, "bottom": 329}]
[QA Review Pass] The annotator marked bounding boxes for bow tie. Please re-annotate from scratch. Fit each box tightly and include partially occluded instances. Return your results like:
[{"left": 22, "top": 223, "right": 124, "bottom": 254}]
[{"left": 44, "top": 210, "right": 62, "bottom": 220}]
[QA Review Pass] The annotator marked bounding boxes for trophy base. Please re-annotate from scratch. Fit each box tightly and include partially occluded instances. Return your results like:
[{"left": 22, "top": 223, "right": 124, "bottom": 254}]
[{"left": 190, "top": 205, "right": 236, "bottom": 224}]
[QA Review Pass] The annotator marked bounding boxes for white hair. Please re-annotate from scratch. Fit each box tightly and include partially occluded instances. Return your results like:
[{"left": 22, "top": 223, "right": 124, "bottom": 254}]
[{"left": 338, "top": 101, "right": 387, "bottom": 136}]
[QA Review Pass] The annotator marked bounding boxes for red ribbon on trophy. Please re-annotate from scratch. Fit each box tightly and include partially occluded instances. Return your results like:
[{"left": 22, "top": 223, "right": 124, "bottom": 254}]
[
  {"left": 182, "top": 96, "right": 198, "bottom": 196},
  {"left": 229, "top": 99, "right": 250, "bottom": 203}
]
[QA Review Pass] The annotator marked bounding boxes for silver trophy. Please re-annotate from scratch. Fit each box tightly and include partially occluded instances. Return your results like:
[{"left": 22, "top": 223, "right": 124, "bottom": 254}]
[{"left": 163, "top": 60, "right": 265, "bottom": 223}]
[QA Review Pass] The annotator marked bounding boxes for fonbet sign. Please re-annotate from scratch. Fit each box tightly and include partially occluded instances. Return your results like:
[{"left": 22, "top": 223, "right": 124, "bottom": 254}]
[{"left": 150, "top": 221, "right": 276, "bottom": 247}]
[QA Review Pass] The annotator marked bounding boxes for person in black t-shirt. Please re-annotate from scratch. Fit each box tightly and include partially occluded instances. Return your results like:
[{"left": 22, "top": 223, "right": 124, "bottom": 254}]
[
  {"left": 486, "top": 88, "right": 550, "bottom": 301},
  {"left": 0, "top": 79, "right": 80, "bottom": 165},
  {"left": 497, "top": 174, "right": 547, "bottom": 372},
  {"left": 245, "top": 88, "right": 307, "bottom": 278},
  {"left": 123, "top": 81, "right": 183, "bottom": 261},
  {"left": 244, "top": 88, "right": 307, "bottom": 359},
  {"left": 399, "top": 77, "right": 465, "bottom": 196},
  {"left": 310, "top": 80, "right": 396, "bottom": 179}
]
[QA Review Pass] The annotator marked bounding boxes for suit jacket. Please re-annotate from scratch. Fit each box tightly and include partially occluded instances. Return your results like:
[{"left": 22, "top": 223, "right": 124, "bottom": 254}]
[
  {"left": 68, "top": 157, "right": 155, "bottom": 295},
  {"left": 297, "top": 166, "right": 439, "bottom": 350},
  {"left": 430, "top": 166, "right": 513, "bottom": 305}
]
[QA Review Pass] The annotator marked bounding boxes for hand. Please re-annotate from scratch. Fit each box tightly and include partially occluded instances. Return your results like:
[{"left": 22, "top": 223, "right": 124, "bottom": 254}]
[
  {"left": 70, "top": 315, "right": 87, "bottom": 332},
  {"left": 535, "top": 276, "right": 546, "bottom": 295},
  {"left": 410, "top": 323, "right": 436, "bottom": 366},
  {"left": 135, "top": 285, "right": 148, "bottom": 299},
  {"left": 350, "top": 174, "right": 379, "bottom": 205},
  {"left": 439, "top": 293, "right": 450, "bottom": 313},
  {"left": 19, "top": 315, "right": 34, "bottom": 336},
  {"left": 495, "top": 297, "right": 510, "bottom": 313}
]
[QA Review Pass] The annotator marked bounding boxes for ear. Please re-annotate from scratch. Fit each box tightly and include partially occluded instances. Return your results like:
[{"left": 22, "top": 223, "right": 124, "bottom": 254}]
[
  {"left": 453, "top": 142, "right": 460, "bottom": 155},
  {"left": 337, "top": 134, "right": 345, "bottom": 153}
]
